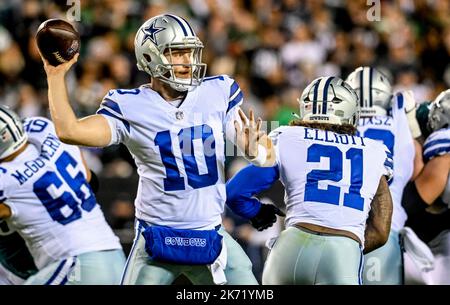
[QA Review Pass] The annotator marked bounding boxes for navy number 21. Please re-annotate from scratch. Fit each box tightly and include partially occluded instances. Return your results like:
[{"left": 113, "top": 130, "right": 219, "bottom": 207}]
[
  {"left": 305, "top": 144, "right": 364, "bottom": 211},
  {"left": 155, "top": 124, "right": 218, "bottom": 191}
]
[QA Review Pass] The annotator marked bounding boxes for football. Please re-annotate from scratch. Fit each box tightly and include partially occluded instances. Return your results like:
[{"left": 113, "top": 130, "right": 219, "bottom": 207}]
[{"left": 35, "top": 19, "right": 80, "bottom": 66}]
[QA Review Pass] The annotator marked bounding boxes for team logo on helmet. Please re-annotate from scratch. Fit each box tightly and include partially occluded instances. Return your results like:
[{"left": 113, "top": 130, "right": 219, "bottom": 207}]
[{"left": 141, "top": 21, "right": 165, "bottom": 46}]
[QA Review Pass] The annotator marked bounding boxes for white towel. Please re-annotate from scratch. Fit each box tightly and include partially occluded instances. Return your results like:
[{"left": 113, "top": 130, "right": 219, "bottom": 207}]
[
  {"left": 265, "top": 236, "right": 278, "bottom": 250},
  {"left": 207, "top": 239, "right": 228, "bottom": 285},
  {"left": 400, "top": 227, "right": 435, "bottom": 272}
]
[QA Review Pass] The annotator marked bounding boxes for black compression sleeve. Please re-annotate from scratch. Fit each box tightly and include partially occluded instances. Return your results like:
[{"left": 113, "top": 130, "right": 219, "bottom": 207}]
[{"left": 89, "top": 170, "right": 100, "bottom": 194}]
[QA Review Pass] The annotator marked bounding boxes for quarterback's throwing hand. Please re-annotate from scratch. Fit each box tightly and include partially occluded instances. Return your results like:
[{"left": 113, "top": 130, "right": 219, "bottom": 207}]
[
  {"left": 234, "top": 109, "right": 265, "bottom": 159},
  {"left": 40, "top": 51, "right": 79, "bottom": 78}
]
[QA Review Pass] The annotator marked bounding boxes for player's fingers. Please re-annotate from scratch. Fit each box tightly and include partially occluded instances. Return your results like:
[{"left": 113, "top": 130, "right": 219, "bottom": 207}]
[
  {"left": 244, "top": 126, "right": 250, "bottom": 137},
  {"left": 234, "top": 120, "right": 241, "bottom": 134},
  {"left": 256, "top": 130, "right": 266, "bottom": 141},
  {"left": 66, "top": 53, "right": 79, "bottom": 67},
  {"left": 249, "top": 109, "right": 255, "bottom": 128},
  {"left": 238, "top": 109, "right": 248, "bottom": 125},
  {"left": 38, "top": 51, "right": 49, "bottom": 65},
  {"left": 256, "top": 118, "right": 262, "bottom": 132},
  {"left": 72, "top": 52, "right": 80, "bottom": 62}
]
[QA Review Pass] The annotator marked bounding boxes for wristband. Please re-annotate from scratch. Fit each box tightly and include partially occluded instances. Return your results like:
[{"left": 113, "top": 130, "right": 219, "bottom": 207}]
[{"left": 247, "top": 144, "right": 267, "bottom": 166}]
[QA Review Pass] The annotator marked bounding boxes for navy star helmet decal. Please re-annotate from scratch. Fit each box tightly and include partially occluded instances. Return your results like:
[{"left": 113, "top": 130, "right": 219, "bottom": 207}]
[{"left": 141, "top": 21, "right": 165, "bottom": 45}]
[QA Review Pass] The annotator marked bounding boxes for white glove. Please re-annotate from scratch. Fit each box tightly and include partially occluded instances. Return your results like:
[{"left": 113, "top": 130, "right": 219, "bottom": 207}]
[{"left": 402, "top": 90, "right": 422, "bottom": 139}]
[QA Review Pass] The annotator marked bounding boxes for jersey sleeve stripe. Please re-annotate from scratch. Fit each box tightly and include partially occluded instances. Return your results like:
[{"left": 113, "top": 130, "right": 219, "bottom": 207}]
[
  {"left": 424, "top": 146, "right": 450, "bottom": 161},
  {"left": 423, "top": 138, "right": 450, "bottom": 152},
  {"left": 229, "top": 81, "right": 240, "bottom": 98},
  {"left": 101, "top": 98, "right": 123, "bottom": 116},
  {"left": 0, "top": 197, "right": 6, "bottom": 202},
  {"left": 385, "top": 150, "right": 393, "bottom": 159},
  {"left": 384, "top": 159, "right": 393, "bottom": 169},
  {"left": 227, "top": 91, "right": 243, "bottom": 114},
  {"left": 96, "top": 108, "right": 131, "bottom": 133}
]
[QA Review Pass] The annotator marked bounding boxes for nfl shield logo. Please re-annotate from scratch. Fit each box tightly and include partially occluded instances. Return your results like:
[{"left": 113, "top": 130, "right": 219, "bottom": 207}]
[{"left": 175, "top": 111, "right": 184, "bottom": 120}]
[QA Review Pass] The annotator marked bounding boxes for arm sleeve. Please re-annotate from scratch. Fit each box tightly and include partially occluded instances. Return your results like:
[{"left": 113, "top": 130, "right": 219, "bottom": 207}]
[
  {"left": 96, "top": 90, "right": 130, "bottom": 146},
  {"left": 226, "top": 164, "right": 279, "bottom": 219}
]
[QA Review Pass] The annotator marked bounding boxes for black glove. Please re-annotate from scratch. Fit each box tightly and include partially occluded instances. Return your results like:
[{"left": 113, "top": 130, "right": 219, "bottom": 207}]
[{"left": 250, "top": 203, "right": 285, "bottom": 231}]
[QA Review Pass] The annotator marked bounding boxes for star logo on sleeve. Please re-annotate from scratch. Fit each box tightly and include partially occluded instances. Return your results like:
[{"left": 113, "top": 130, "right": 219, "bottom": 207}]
[{"left": 141, "top": 21, "right": 165, "bottom": 45}]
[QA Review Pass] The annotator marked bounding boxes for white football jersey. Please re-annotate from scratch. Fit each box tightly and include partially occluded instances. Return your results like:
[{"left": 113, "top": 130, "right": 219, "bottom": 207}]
[
  {"left": 269, "top": 125, "right": 392, "bottom": 245},
  {"left": 96, "top": 75, "right": 243, "bottom": 230},
  {"left": 423, "top": 127, "right": 450, "bottom": 205},
  {"left": 357, "top": 93, "right": 415, "bottom": 231},
  {"left": 0, "top": 117, "right": 121, "bottom": 269}
]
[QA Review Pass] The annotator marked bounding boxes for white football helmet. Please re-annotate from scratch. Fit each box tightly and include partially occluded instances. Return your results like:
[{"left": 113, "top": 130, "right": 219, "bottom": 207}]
[
  {"left": 134, "top": 14, "right": 207, "bottom": 92},
  {"left": 0, "top": 105, "right": 27, "bottom": 160},
  {"left": 346, "top": 66, "right": 393, "bottom": 117},
  {"left": 428, "top": 89, "right": 450, "bottom": 132},
  {"left": 298, "top": 76, "right": 360, "bottom": 126}
]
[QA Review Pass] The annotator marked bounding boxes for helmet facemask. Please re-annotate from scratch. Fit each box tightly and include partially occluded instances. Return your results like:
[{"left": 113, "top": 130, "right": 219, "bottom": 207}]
[{"left": 155, "top": 41, "right": 207, "bottom": 92}]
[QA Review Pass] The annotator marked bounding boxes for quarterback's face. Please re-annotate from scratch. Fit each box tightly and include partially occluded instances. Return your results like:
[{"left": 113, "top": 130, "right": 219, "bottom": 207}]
[{"left": 164, "top": 48, "right": 193, "bottom": 79}]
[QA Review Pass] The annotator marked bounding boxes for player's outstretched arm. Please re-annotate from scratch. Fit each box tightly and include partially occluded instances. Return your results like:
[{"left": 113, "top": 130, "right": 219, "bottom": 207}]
[
  {"left": 226, "top": 164, "right": 284, "bottom": 230},
  {"left": 234, "top": 109, "right": 276, "bottom": 167},
  {"left": 415, "top": 154, "right": 450, "bottom": 204},
  {"left": 41, "top": 53, "right": 112, "bottom": 147},
  {"left": 364, "top": 176, "right": 393, "bottom": 254}
]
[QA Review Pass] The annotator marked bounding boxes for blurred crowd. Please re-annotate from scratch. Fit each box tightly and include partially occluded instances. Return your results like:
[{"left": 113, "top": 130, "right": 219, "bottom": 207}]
[{"left": 0, "top": 0, "right": 449, "bottom": 283}]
